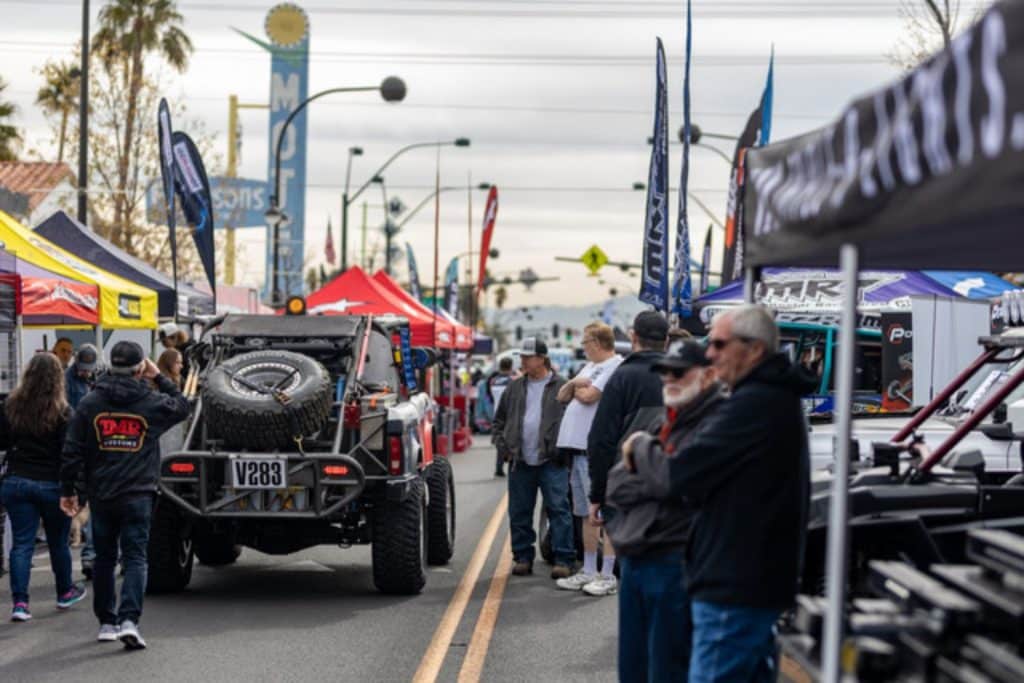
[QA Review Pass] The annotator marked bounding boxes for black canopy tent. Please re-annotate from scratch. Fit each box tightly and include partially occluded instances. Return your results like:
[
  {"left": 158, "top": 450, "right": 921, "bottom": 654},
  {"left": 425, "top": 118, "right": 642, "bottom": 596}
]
[
  {"left": 34, "top": 210, "right": 214, "bottom": 319},
  {"left": 740, "top": 2, "right": 1024, "bottom": 679}
]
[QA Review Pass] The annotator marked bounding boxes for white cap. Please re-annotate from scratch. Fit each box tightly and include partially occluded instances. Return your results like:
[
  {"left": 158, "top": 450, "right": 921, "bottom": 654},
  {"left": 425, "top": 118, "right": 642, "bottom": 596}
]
[{"left": 158, "top": 322, "right": 180, "bottom": 339}]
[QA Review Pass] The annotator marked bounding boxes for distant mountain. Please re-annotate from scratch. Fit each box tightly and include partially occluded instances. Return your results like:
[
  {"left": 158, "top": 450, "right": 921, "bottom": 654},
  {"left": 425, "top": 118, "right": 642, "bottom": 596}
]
[{"left": 483, "top": 295, "right": 649, "bottom": 346}]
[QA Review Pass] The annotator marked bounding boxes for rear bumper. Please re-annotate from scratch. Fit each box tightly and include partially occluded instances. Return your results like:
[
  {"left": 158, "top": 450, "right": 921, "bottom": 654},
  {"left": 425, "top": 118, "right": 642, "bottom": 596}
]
[{"left": 159, "top": 450, "right": 367, "bottom": 519}]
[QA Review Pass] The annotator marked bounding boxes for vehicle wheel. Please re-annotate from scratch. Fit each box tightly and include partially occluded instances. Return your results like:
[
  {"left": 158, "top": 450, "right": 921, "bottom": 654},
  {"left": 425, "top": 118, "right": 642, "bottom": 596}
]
[
  {"left": 147, "top": 498, "right": 193, "bottom": 593},
  {"left": 426, "top": 458, "right": 456, "bottom": 565},
  {"left": 371, "top": 481, "right": 427, "bottom": 594},
  {"left": 203, "top": 350, "right": 332, "bottom": 451},
  {"left": 538, "top": 508, "right": 553, "bottom": 565},
  {"left": 193, "top": 529, "right": 242, "bottom": 567}
]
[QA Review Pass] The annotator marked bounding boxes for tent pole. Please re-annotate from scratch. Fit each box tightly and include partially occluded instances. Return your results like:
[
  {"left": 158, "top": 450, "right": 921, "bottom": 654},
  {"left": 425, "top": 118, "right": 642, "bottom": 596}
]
[
  {"left": 821, "top": 243, "right": 859, "bottom": 683},
  {"left": 95, "top": 325, "right": 103, "bottom": 353}
]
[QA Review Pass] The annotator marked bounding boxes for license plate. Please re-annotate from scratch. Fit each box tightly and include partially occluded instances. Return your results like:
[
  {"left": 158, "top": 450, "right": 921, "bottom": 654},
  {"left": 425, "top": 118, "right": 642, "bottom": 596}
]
[{"left": 230, "top": 458, "right": 287, "bottom": 489}]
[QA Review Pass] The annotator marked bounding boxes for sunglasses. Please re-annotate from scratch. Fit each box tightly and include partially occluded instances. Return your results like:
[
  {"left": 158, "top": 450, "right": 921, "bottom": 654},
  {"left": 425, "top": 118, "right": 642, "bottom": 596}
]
[
  {"left": 659, "top": 367, "right": 689, "bottom": 379},
  {"left": 708, "top": 336, "right": 754, "bottom": 350}
]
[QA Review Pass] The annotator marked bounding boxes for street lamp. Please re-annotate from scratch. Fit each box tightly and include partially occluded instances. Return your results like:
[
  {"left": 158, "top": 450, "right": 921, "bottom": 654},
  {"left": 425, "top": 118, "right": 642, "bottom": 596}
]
[
  {"left": 266, "top": 76, "right": 406, "bottom": 305},
  {"left": 341, "top": 137, "right": 472, "bottom": 272},
  {"left": 645, "top": 123, "right": 736, "bottom": 166},
  {"left": 397, "top": 182, "right": 491, "bottom": 230},
  {"left": 632, "top": 181, "right": 724, "bottom": 230}
]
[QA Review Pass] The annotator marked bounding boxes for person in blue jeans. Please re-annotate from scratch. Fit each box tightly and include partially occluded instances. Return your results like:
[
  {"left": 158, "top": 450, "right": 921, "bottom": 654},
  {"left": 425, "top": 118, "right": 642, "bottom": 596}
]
[
  {"left": 61, "top": 342, "right": 190, "bottom": 649},
  {"left": 492, "top": 337, "right": 574, "bottom": 578},
  {"left": 0, "top": 352, "right": 87, "bottom": 622},
  {"left": 608, "top": 339, "right": 726, "bottom": 682}
]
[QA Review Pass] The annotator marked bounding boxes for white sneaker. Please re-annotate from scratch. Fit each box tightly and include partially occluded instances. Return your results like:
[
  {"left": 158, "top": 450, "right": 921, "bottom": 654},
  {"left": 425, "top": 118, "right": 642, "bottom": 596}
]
[
  {"left": 555, "top": 571, "right": 597, "bottom": 591},
  {"left": 582, "top": 575, "right": 618, "bottom": 596},
  {"left": 118, "top": 620, "right": 147, "bottom": 650},
  {"left": 97, "top": 624, "right": 120, "bottom": 642}
]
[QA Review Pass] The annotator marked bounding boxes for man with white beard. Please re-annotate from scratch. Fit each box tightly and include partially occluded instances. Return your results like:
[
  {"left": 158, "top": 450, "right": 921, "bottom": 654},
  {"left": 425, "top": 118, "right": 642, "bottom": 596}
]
[{"left": 604, "top": 339, "right": 726, "bottom": 682}]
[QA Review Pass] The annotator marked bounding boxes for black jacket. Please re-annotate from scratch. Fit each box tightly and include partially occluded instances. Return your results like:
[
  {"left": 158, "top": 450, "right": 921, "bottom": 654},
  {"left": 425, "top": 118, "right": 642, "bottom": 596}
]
[
  {"left": 587, "top": 350, "right": 664, "bottom": 504},
  {"left": 492, "top": 372, "right": 567, "bottom": 466},
  {"left": 61, "top": 373, "right": 190, "bottom": 501},
  {"left": 606, "top": 383, "right": 726, "bottom": 559},
  {"left": 661, "top": 354, "right": 815, "bottom": 609},
  {"left": 0, "top": 404, "right": 71, "bottom": 482}
]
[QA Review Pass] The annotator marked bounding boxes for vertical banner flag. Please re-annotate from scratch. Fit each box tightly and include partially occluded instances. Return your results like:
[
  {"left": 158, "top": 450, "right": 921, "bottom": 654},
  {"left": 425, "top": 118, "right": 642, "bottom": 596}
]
[
  {"left": 325, "top": 216, "right": 336, "bottom": 264},
  {"left": 156, "top": 98, "right": 179, "bottom": 317},
  {"left": 406, "top": 242, "right": 423, "bottom": 301},
  {"left": 477, "top": 186, "right": 499, "bottom": 295},
  {"left": 443, "top": 257, "right": 459, "bottom": 318},
  {"left": 170, "top": 131, "right": 217, "bottom": 295},
  {"left": 640, "top": 38, "right": 670, "bottom": 312},
  {"left": 671, "top": 0, "right": 694, "bottom": 318},
  {"left": 721, "top": 50, "right": 774, "bottom": 282},
  {"left": 699, "top": 227, "right": 712, "bottom": 296}
]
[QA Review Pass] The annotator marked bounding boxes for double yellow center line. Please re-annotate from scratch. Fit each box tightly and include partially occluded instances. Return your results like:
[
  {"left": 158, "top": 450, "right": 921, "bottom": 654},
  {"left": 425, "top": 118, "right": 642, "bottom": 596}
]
[{"left": 413, "top": 492, "right": 512, "bottom": 683}]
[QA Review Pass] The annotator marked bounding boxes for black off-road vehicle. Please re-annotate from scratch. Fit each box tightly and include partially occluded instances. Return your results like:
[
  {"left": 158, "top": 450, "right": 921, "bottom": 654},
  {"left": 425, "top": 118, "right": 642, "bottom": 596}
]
[{"left": 148, "top": 312, "right": 455, "bottom": 595}]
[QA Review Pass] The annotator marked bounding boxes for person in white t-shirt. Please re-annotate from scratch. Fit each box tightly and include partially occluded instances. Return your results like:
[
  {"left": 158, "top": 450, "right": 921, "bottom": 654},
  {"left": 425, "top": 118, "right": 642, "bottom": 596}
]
[{"left": 554, "top": 322, "right": 623, "bottom": 596}]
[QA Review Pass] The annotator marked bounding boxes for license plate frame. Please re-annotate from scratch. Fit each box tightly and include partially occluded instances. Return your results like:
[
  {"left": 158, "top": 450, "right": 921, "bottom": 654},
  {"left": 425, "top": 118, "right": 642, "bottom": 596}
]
[{"left": 230, "top": 457, "right": 288, "bottom": 489}]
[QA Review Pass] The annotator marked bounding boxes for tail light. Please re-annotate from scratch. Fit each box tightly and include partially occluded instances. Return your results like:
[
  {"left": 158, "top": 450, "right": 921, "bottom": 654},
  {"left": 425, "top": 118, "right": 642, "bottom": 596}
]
[
  {"left": 168, "top": 461, "right": 196, "bottom": 475},
  {"left": 389, "top": 436, "right": 403, "bottom": 475},
  {"left": 322, "top": 464, "right": 350, "bottom": 477},
  {"left": 344, "top": 404, "right": 361, "bottom": 429}
]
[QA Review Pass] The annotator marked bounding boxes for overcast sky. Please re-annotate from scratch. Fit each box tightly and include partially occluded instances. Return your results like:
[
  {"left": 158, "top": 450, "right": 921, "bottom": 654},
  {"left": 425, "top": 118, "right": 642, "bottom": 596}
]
[{"left": 0, "top": 0, "right": 971, "bottom": 308}]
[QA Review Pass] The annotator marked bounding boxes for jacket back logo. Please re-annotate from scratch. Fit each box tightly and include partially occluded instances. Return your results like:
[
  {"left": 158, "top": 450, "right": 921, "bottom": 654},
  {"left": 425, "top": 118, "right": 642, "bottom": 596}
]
[{"left": 93, "top": 412, "right": 149, "bottom": 453}]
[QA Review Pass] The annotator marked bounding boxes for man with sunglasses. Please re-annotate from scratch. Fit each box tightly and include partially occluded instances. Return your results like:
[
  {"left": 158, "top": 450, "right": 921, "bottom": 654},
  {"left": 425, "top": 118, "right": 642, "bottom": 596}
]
[
  {"left": 606, "top": 339, "right": 726, "bottom": 682},
  {"left": 626, "top": 305, "right": 814, "bottom": 683}
]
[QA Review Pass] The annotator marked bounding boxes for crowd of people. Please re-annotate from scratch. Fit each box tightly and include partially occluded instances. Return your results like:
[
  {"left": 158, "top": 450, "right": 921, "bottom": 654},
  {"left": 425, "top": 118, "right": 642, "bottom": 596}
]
[
  {"left": 490, "top": 305, "right": 812, "bottom": 682},
  {"left": 0, "top": 331, "right": 192, "bottom": 651}
]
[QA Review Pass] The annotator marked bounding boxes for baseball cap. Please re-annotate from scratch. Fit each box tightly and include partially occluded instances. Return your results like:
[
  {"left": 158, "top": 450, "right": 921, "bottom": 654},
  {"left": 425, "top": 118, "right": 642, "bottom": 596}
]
[
  {"left": 74, "top": 344, "right": 99, "bottom": 373},
  {"left": 109, "top": 341, "right": 145, "bottom": 375},
  {"left": 633, "top": 311, "right": 669, "bottom": 343},
  {"left": 520, "top": 337, "right": 549, "bottom": 357},
  {"left": 158, "top": 322, "right": 180, "bottom": 339},
  {"left": 652, "top": 339, "right": 711, "bottom": 374}
]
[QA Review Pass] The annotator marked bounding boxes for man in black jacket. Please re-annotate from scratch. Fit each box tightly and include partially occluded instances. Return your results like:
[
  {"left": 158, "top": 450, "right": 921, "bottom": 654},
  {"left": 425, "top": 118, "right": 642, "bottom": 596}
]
[
  {"left": 60, "top": 341, "right": 190, "bottom": 650},
  {"left": 587, "top": 311, "right": 668, "bottom": 526},
  {"left": 642, "top": 305, "right": 814, "bottom": 683},
  {"left": 607, "top": 340, "right": 726, "bottom": 683}
]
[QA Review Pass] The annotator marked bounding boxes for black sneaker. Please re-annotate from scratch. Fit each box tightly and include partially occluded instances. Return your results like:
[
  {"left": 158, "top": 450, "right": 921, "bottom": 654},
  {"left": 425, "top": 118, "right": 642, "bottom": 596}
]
[
  {"left": 82, "top": 562, "right": 94, "bottom": 581},
  {"left": 494, "top": 470, "right": 506, "bottom": 478}
]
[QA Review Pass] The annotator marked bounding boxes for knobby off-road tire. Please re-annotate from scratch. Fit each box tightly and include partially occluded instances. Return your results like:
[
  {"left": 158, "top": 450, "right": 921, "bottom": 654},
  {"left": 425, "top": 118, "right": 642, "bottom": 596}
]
[
  {"left": 147, "top": 499, "right": 193, "bottom": 593},
  {"left": 426, "top": 458, "right": 456, "bottom": 565},
  {"left": 371, "top": 481, "right": 427, "bottom": 595},
  {"left": 203, "top": 350, "right": 332, "bottom": 451},
  {"left": 193, "top": 529, "right": 242, "bottom": 566}
]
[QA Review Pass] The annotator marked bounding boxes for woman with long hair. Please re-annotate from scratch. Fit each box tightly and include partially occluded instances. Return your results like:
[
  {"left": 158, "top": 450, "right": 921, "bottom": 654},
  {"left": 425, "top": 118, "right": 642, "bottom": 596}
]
[
  {"left": 0, "top": 352, "right": 86, "bottom": 622},
  {"left": 157, "top": 348, "right": 183, "bottom": 388}
]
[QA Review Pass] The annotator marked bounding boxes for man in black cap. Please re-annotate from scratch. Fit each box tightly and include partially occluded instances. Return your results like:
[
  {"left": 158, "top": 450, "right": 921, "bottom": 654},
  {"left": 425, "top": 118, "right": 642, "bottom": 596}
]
[
  {"left": 59, "top": 341, "right": 190, "bottom": 650},
  {"left": 492, "top": 337, "right": 574, "bottom": 579},
  {"left": 606, "top": 339, "right": 726, "bottom": 682},
  {"left": 587, "top": 310, "right": 669, "bottom": 528}
]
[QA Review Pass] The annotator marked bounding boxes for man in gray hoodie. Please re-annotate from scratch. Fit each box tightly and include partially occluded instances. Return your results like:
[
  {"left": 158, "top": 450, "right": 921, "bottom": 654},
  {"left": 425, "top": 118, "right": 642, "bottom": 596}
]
[{"left": 607, "top": 340, "right": 726, "bottom": 683}]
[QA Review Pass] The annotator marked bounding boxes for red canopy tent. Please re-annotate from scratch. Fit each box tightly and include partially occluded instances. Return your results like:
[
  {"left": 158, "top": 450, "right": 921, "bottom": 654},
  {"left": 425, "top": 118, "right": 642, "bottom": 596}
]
[
  {"left": 0, "top": 247, "right": 99, "bottom": 326},
  {"left": 371, "top": 271, "right": 473, "bottom": 351},
  {"left": 306, "top": 266, "right": 456, "bottom": 348}
]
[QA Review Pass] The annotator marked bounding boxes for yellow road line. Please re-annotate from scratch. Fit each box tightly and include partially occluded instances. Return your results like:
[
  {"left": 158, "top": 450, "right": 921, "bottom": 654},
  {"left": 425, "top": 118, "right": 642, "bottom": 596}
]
[
  {"left": 457, "top": 533, "right": 513, "bottom": 683},
  {"left": 412, "top": 492, "right": 509, "bottom": 683}
]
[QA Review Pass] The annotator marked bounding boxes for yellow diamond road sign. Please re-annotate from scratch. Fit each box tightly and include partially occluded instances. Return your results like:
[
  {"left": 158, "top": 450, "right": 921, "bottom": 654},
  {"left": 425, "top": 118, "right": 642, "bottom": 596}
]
[{"left": 581, "top": 245, "right": 608, "bottom": 275}]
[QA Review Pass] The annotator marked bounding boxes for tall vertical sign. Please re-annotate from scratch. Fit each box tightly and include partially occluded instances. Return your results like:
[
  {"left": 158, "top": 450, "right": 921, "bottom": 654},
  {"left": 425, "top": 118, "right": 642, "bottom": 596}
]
[{"left": 238, "top": 3, "right": 310, "bottom": 299}]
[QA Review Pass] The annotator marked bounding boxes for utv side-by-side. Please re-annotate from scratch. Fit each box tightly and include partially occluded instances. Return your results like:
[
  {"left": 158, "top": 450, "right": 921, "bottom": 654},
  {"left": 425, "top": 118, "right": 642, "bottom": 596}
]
[{"left": 147, "top": 313, "right": 455, "bottom": 595}]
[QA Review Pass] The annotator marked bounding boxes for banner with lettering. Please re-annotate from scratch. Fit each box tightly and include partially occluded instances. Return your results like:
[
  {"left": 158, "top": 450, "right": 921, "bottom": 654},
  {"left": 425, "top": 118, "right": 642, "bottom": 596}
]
[
  {"left": 171, "top": 131, "right": 216, "bottom": 295},
  {"left": 745, "top": 1, "right": 1024, "bottom": 271},
  {"left": 640, "top": 38, "right": 670, "bottom": 311},
  {"left": 671, "top": 0, "right": 694, "bottom": 318}
]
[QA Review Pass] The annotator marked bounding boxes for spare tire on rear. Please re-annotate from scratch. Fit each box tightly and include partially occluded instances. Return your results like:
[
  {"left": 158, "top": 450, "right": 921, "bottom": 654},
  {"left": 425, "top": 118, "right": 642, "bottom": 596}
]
[{"left": 203, "top": 349, "right": 332, "bottom": 451}]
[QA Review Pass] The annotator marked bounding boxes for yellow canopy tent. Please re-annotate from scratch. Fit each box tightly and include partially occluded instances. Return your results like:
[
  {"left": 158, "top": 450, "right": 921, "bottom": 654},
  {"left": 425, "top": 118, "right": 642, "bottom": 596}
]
[{"left": 0, "top": 211, "right": 158, "bottom": 329}]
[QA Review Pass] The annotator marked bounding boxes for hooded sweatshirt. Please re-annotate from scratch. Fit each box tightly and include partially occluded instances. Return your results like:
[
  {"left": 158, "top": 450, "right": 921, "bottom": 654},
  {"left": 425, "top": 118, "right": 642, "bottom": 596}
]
[
  {"left": 659, "top": 353, "right": 816, "bottom": 609},
  {"left": 61, "top": 373, "right": 190, "bottom": 501}
]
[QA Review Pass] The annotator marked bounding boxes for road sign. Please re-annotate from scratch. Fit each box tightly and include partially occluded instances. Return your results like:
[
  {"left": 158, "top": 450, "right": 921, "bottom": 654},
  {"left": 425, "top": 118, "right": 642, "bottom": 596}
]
[{"left": 581, "top": 244, "right": 609, "bottom": 275}]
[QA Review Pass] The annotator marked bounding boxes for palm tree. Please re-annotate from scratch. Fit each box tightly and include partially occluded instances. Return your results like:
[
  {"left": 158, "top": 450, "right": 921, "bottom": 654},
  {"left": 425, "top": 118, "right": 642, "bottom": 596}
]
[
  {"left": 0, "top": 77, "right": 21, "bottom": 162},
  {"left": 36, "top": 61, "right": 81, "bottom": 163},
  {"left": 93, "top": 0, "right": 192, "bottom": 251}
]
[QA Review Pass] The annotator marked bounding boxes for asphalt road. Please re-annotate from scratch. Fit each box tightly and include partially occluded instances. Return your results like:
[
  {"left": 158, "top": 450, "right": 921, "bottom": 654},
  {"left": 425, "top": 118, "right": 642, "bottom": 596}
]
[{"left": 0, "top": 443, "right": 618, "bottom": 682}]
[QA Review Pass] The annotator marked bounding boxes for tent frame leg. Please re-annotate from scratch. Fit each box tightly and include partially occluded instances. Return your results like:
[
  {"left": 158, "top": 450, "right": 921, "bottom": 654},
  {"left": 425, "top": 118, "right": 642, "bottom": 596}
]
[{"left": 821, "top": 243, "right": 859, "bottom": 682}]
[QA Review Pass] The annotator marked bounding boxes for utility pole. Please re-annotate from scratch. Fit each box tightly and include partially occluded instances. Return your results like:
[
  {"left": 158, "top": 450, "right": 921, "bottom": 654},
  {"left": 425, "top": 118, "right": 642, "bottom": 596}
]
[
  {"left": 225, "top": 95, "right": 268, "bottom": 285},
  {"left": 360, "top": 201, "right": 368, "bottom": 269},
  {"left": 77, "top": 0, "right": 89, "bottom": 225}
]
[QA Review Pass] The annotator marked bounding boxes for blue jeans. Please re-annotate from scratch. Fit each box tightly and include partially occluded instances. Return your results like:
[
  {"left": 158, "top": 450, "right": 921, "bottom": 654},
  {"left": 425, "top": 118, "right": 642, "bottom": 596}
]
[
  {"left": 618, "top": 553, "right": 691, "bottom": 683},
  {"left": 689, "top": 601, "right": 782, "bottom": 683},
  {"left": 508, "top": 460, "right": 574, "bottom": 566},
  {"left": 91, "top": 494, "right": 153, "bottom": 625},
  {"left": 0, "top": 476, "right": 73, "bottom": 604}
]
